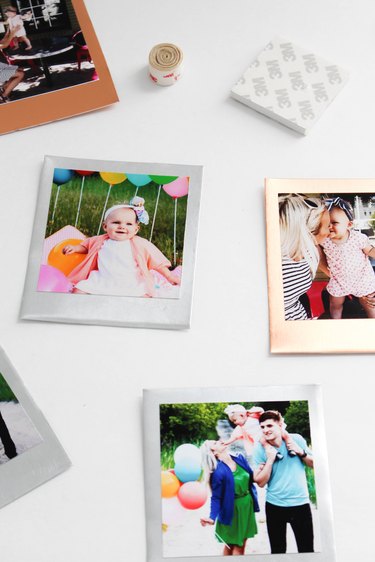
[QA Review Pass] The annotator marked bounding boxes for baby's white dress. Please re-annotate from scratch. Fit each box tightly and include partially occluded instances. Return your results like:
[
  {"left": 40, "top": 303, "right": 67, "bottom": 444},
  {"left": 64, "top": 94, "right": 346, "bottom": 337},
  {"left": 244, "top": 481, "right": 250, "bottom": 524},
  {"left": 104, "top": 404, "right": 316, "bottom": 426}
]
[
  {"left": 75, "top": 239, "right": 146, "bottom": 296},
  {"left": 8, "top": 15, "right": 26, "bottom": 38}
]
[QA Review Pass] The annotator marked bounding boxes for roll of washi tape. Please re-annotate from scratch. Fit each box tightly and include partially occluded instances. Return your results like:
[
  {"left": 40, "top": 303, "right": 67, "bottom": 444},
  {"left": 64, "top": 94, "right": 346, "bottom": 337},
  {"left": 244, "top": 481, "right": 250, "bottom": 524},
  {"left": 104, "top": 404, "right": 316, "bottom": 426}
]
[{"left": 149, "top": 43, "right": 183, "bottom": 86}]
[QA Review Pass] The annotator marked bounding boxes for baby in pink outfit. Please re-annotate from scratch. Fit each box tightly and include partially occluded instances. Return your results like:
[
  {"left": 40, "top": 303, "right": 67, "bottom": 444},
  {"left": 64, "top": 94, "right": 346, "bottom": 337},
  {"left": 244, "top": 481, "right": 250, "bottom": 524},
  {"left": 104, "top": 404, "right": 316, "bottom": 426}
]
[
  {"left": 322, "top": 197, "right": 375, "bottom": 319},
  {"left": 63, "top": 197, "right": 180, "bottom": 297}
]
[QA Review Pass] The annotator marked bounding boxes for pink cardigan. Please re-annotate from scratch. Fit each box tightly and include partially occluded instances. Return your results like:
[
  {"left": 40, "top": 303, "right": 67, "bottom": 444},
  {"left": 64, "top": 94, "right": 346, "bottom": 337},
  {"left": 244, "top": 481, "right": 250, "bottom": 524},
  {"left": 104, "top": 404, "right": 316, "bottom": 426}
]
[{"left": 67, "top": 234, "right": 171, "bottom": 297}]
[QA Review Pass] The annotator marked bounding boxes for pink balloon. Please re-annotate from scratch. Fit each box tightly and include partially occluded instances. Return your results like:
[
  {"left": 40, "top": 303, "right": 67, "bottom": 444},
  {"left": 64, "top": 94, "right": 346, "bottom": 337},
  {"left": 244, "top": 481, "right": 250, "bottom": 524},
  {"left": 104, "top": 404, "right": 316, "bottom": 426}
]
[
  {"left": 162, "top": 177, "right": 189, "bottom": 199},
  {"left": 177, "top": 482, "right": 208, "bottom": 510},
  {"left": 37, "top": 265, "right": 73, "bottom": 293}
]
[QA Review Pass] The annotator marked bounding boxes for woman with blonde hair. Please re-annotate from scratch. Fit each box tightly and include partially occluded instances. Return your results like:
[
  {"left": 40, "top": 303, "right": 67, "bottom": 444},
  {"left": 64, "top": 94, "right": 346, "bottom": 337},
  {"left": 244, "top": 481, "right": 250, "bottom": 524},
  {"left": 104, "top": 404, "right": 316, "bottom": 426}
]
[
  {"left": 279, "top": 194, "right": 331, "bottom": 320},
  {"left": 200, "top": 440, "right": 259, "bottom": 556}
]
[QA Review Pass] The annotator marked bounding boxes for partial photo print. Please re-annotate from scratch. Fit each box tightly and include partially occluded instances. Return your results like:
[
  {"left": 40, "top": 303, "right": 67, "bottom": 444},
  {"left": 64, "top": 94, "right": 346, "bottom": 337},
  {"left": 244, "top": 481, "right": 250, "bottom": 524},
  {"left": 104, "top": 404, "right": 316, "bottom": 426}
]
[
  {"left": 159, "top": 400, "right": 320, "bottom": 557},
  {"left": 0, "top": 0, "right": 96, "bottom": 104},
  {"left": 279, "top": 193, "right": 375, "bottom": 321},
  {"left": 0, "top": 370, "right": 43, "bottom": 465}
]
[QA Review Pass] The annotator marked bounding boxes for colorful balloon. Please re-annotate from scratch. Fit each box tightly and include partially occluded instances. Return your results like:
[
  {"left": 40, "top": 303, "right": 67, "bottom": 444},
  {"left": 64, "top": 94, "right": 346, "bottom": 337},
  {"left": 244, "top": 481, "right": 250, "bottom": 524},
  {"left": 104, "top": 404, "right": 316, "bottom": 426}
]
[
  {"left": 76, "top": 170, "right": 95, "bottom": 176},
  {"left": 161, "top": 471, "right": 180, "bottom": 498},
  {"left": 174, "top": 460, "right": 202, "bottom": 483},
  {"left": 178, "top": 482, "right": 208, "bottom": 510},
  {"left": 174, "top": 444, "right": 201, "bottom": 465},
  {"left": 162, "top": 497, "right": 186, "bottom": 526},
  {"left": 48, "top": 239, "right": 87, "bottom": 276},
  {"left": 53, "top": 168, "right": 74, "bottom": 185},
  {"left": 162, "top": 176, "right": 189, "bottom": 198},
  {"left": 99, "top": 172, "right": 126, "bottom": 185},
  {"left": 126, "top": 174, "right": 151, "bottom": 187},
  {"left": 150, "top": 175, "right": 178, "bottom": 185},
  {"left": 37, "top": 265, "right": 72, "bottom": 293}
]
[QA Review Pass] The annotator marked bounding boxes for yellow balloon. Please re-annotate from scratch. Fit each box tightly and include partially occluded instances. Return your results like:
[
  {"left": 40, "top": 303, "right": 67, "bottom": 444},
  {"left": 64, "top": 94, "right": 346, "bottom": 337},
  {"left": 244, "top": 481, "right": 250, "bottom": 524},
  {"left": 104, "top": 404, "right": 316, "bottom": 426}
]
[
  {"left": 161, "top": 471, "right": 180, "bottom": 498},
  {"left": 99, "top": 171, "right": 127, "bottom": 185},
  {"left": 48, "top": 238, "right": 87, "bottom": 276}
]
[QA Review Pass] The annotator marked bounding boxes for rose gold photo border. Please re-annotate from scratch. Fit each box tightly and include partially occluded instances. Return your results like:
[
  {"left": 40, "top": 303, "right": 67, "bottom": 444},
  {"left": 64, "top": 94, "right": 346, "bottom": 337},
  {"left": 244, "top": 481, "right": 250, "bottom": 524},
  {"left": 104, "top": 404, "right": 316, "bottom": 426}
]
[
  {"left": 0, "top": 0, "right": 118, "bottom": 135},
  {"left": 266, "top": 178, "right": 375, "bottom": 354}
]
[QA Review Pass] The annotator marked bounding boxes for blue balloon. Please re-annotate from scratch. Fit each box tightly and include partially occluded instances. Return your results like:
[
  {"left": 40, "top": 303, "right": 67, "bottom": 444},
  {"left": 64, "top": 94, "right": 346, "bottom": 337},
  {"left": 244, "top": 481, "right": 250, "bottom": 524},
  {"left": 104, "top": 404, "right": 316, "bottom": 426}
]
[
  {"left": 174, "top": 460, "right": 202, "bottom": 483},
  {"left": 126, "top": 174, "right": 151, "bottom": 187},
  {"left": 53, "top": 168, "right": 74, "bottom": 185}
]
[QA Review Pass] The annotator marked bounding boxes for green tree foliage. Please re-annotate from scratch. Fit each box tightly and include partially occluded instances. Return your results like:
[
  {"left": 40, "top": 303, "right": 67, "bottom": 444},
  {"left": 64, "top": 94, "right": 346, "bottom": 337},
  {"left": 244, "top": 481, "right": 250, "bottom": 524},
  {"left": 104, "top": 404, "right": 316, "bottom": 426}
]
[
  {"left": 0, "top": 373, "right": 17, "bottom": 402},
  {"left": 160, "top": 400, "right": 311, "bottom": 446},
  {"left": 160, "top": 403, "right": 230, "bottom": 447},
  {"left": 283, "top": 400, "right": 311, "bottom": 443}
]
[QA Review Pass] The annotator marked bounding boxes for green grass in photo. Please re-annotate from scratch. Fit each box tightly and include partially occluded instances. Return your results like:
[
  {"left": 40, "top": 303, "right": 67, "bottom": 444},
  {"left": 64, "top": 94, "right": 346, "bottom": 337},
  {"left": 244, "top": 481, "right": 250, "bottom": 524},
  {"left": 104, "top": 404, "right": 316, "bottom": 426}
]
[{"left": 46, "top": 174, "right": 188, "bottom": 265}]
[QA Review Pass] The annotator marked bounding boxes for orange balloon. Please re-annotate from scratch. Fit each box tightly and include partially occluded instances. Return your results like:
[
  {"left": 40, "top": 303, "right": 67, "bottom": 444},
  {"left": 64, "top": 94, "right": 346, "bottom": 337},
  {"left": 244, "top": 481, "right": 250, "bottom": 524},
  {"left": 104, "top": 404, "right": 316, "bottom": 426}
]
[
  {"left": 48, "top": 238, "right": 87, "bottom": 276},
  {"left": 161, "top": 471, "right": 180, "bottom": 498}
]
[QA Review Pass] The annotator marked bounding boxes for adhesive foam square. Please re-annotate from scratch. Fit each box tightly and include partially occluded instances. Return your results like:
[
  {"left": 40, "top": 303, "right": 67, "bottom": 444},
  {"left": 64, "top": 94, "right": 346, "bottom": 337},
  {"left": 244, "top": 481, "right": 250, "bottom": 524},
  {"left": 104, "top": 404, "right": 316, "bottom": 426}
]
[{"left": 231, "top": 37, "right": 349, "bottom": 134}]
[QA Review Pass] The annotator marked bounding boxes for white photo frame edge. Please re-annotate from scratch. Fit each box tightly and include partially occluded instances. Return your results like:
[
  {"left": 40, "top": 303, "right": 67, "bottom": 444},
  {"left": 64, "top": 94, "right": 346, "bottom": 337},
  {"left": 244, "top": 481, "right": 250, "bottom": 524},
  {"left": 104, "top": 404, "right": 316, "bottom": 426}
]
[
  {"left": 0, "top": 346, "right": 71, "bottom": 509},
  {"left": 143, "top": 384, "right": 336, "bottom": 562}
]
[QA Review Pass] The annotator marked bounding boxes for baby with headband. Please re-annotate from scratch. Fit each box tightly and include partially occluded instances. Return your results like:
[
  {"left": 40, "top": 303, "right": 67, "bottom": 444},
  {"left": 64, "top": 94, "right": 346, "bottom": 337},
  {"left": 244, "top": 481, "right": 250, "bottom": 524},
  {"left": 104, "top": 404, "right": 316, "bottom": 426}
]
[
  {"left": 322, "top": 197, "right": 375, "bottom": 319},
  {"left": 222, "top": 405, "right": 295, "bottom": 462},
  {"left": 63, "top": 197, "right": 180, "bottom": 296}
]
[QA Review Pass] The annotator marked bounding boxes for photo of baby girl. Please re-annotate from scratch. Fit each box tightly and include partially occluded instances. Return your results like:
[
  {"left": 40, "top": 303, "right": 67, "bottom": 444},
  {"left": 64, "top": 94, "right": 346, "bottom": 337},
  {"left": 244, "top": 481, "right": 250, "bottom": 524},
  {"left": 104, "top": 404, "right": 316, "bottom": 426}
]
[
  {"left": 278, "top": 192, "right": 375, "bottom": 320},
  {"left": 37, "top": 169, "right": 189, "bottom": 299}
]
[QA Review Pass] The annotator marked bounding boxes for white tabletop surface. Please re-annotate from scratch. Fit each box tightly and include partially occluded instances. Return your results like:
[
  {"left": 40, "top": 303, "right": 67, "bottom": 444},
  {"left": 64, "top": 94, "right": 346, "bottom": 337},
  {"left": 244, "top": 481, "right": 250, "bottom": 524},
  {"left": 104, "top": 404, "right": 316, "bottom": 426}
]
[{"left": 0, "top": 0, "right": 374, "bottom": 561}]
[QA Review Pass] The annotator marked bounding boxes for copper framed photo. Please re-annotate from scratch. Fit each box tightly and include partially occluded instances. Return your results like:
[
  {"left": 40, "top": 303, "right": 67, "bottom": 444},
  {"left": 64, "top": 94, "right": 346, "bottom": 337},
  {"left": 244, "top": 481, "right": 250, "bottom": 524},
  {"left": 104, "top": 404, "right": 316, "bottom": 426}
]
[
  {"left": 266, "top": 178, "right": 375, "bottom": 354},
  {"left": 143, "top": 384, "right": 335, "bottom": 562},
  {"left": 21, "top": 155, "right": 202, "bottom": 329},
  {"left": 0, "top": 346, "right": 70, "bottom": 509},
  {"left": 0, "top": 0, "right": 118, "bottom": 134}
]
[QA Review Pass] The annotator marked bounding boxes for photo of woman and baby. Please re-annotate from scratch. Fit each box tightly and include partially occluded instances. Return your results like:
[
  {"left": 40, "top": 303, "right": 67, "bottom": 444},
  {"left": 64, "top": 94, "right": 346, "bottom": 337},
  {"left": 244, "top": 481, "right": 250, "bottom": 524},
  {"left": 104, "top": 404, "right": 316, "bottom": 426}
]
[
  {"left": 37, "top": 170, "right": 188, "bottom": 299},
  {"left": 279, "top": 193, "right": 375, "bottom": 320},
  {"left": 160, "top": 400, "right": 318, "bottom": 557}
]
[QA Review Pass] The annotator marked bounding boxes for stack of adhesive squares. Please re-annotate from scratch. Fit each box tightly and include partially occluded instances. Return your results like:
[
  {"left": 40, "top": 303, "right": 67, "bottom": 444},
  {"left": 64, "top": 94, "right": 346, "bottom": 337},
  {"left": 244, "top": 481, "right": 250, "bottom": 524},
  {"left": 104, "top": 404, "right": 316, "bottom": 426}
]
[{"left": 231, "top": 37, "right": 349, "bottom": 134}]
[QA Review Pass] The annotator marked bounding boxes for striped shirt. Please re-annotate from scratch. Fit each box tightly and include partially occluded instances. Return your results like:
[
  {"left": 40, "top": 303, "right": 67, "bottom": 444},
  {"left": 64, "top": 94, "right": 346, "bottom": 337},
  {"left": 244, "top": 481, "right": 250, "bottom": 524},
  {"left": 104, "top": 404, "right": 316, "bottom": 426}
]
[
  {"left": 282, "top": 257, "right": 313, "bottom": 320},
  {"left": 0, "top": 61, "right": 18, "bottom": 83}
]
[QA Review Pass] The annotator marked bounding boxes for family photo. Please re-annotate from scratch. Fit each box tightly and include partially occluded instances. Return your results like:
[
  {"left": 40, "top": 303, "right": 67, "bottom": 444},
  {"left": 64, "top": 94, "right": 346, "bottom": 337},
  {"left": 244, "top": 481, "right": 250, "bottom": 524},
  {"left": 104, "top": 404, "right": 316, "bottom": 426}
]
[
  {"left": 279, "top": 192, "right": 375, "bottom": 321},
  {"left": 37, "top": 169, "right": 189, "bottom": 299},
  {"left": 0, "top": 370, "right": 43, "bottom": 465},
  {"left": 0, "top": 0, "right": 96, "bottom": 104},
  {"left": 159, "top": 400, "right": 319, "bottom": 557}
]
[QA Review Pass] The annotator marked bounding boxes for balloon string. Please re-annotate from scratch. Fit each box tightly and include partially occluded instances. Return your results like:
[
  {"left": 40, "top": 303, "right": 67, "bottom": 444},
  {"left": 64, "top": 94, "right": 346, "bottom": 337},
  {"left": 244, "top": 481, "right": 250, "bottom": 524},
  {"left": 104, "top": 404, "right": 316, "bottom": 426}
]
[
  {"left": 97, "top": 184, "right": 113, "bottom": 235},
  {"left": 75, "top": 176, "right": 85, "bottom": 228},
  {"left": 214, "top": 530, "right": 231, "bottom": 550},
  {"left": 174, "top": 197, "right": 177, "bottom": 266},
  {"left": 134, "top": 186, "right": 139, "bottom": 198},
  {"left": 51, "top": 184, "right": 61, "bottom": 223},
  {"left": 149, "top": 185, "right": 161, "bottom": 242}
]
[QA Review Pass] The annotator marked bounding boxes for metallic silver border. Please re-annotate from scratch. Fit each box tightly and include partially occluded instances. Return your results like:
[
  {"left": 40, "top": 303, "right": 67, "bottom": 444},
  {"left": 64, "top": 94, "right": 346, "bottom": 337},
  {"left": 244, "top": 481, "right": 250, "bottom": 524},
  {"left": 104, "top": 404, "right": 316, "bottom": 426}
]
[
  {"left": 143, "top": 385, "right": 335, "bottom": 562},
  {"left": 0, "top": 346, "right": 71, "bottom": 509},
  {"left": 21, "top": 155, "right": 203, "bottom": 329}
]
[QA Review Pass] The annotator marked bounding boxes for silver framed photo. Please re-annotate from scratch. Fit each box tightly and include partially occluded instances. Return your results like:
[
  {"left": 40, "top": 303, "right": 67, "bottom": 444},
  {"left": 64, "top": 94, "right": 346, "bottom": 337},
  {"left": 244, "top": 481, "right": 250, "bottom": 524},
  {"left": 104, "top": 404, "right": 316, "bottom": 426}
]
[
  {"left": 143, "top": 385, "right": 335, "bottom": 562},
  {"left": 0, "top": 346, "right": 70, "bottom": 509},
  {"left": 21, "top": 155, "right": 203, "bottom": 329}
]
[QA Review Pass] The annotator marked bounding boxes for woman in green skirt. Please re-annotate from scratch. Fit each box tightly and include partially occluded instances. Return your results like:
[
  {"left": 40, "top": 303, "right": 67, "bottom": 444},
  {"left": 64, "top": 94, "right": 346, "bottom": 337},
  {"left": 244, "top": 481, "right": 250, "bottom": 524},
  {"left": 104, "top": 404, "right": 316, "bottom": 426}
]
[{"left": 200, "top": 440, "right": 259, "bottom": 555}]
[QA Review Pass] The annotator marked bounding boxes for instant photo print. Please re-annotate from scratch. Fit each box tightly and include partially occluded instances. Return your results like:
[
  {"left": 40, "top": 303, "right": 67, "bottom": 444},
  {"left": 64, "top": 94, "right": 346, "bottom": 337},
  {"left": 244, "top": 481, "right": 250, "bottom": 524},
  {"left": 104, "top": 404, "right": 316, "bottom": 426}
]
[
  {"left": 0, "top": 346, "right": 70, "bottom": 509},
  {"left": 143, "top": 385, "right": 335, "bottom": 562},
  {"left": 266, "top": 179, "right": 375, "bottom": 354},
  {"left": 21, "top": 155, "right": 202, "bottom": 329},
  {"left": 0, "top": 0, "right": 118, "bottom": 134}
]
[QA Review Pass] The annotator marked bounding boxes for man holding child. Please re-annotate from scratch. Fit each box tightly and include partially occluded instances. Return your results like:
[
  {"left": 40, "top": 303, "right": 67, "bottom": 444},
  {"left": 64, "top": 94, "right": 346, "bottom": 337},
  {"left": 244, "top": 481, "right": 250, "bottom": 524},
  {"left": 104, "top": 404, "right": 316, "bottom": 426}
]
[{"left": 253, "top": 410, "right": 314, "bottom": 554}]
